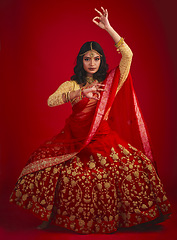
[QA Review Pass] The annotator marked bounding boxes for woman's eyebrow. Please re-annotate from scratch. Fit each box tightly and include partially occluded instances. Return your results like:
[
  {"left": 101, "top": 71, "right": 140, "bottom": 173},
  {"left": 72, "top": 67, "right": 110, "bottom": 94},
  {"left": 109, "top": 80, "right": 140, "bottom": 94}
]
[{"left": 84, "top": 55, "right": 100, "bottom": 59}]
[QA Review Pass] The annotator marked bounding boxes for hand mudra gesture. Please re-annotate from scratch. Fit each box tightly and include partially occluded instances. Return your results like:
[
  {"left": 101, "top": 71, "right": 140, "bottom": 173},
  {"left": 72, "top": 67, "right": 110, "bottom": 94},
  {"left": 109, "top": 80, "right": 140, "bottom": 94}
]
[
  {"left": 83, "top": 83, "right": 105, "bottom": 100},
  {"left": 92, "top": 7, "right": 111, "bottom": 30}
]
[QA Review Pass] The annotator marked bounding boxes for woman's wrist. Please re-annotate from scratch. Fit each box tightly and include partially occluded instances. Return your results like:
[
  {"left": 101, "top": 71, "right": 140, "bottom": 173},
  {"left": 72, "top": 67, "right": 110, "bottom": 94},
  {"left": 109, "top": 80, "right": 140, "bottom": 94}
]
[
  {"left": 105, "top": 25, "right": 113, "bottom": 32},
  {"left": 82, "top": 88, "right": 86, "bottom": 96},
  {"left": 106, "top": 26, "right": 121, "bottom": 44},
  {"left": 69, "top": 89, "right": 80, "bottom": 100}
]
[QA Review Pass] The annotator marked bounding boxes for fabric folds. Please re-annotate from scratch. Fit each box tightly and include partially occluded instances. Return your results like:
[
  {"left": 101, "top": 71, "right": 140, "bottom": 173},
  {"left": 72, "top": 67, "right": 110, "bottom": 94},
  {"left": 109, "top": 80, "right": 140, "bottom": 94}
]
[{"left": 9, "top": 67, "right": 171, "bottom": 234}]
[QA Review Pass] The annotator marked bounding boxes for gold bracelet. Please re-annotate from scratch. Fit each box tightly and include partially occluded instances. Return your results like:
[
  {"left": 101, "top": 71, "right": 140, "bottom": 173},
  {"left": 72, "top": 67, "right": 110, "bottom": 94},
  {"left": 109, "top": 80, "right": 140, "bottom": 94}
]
[
  {"left": 115, "top": 37, "right": 124, "bottom": 52},
  {"left": 64, "top": 93, "right": 68, "bottom": 103},
  {"left": 79, "top": 88, "right": 82, "bottom": 100},
  {"left": 68, "top": 91, "right": 71, "bottom": 102},
  {"left": 71, "top": 97, "right": 77, "bottom": 104},
  {"left": 66, "top": 92, "right": 68, "bottom": 102},
  {"left": 81, "top": 88, "right": 84, "bottom": 99},
  {"left": 66, "top": 92, "right": 69, "bottom": 102}
]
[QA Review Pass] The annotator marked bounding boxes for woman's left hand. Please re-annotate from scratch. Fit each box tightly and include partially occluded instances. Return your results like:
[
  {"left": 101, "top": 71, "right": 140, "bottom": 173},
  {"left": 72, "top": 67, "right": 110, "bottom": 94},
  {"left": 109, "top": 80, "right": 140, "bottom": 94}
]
[
  {"left": 82, "top": 83, "right": 105, "bottom": 100},
  {"left": 92, "top": 7, "right": 111, "bottom": 30}
]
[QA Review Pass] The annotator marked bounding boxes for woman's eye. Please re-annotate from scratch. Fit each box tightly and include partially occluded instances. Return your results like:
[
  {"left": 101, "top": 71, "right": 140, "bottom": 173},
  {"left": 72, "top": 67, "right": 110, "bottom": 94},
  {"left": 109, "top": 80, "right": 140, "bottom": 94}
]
[
  {"left": 84, "top": 58, "right": 89, "bottom": 61},
  {"left": 95, "top": 58, "right": 100, "bottom": 61}
]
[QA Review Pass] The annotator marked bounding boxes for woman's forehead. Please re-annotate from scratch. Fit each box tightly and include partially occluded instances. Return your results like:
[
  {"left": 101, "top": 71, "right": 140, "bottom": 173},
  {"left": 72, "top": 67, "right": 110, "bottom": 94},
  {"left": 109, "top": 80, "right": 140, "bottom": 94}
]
[{"left": 84, "top": 50, "right": 100, "bottom": 58}]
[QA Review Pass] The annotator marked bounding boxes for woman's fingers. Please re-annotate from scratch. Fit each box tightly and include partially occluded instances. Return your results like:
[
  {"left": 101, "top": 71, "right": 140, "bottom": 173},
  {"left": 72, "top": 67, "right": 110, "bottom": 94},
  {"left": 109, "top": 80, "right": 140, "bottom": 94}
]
[
  {"left": 93, "top": 83, "right": 105, "bottom": 89},
  {"left": 97, "top": 88, "right": 105, "bottom": 91},
  {"left": 84, "top": 83, "right": 106, "bottom": 101},
  {"left": 92, "top": 91, "right": 101, "bottom": 100},
  {"left": 92, "top": 16, "right": 100, "bottom": 25},
  {"left": 96, "top": 83, "right": 105, "bottom": 87},
  {"left": 94, "top": 8, "right": 103, "bottom": 16},
  {"left": 87, "top": 87, "right": 105, "bottom": 92},
  {"left": 96, "top": 91, "right": 101, "bottom": 100},
  {"left": 101, "top": 6, "right": 106, "bottom": 16},
  {"left": 91, "top": 82, "right": 105, "bottom": 86},
  {"left": 95, "top": 7, "right": 107, "bottom": 17}
]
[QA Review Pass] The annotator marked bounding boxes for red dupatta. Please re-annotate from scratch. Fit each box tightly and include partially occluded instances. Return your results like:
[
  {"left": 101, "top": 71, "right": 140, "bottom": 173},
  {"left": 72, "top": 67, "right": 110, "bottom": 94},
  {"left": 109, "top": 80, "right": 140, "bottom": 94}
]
[
  {"left": 19, "top": 66, "right": 154, "bottom": 178},
  {"left": 107, "top": 70, "right": 154, "bottom": 164}
]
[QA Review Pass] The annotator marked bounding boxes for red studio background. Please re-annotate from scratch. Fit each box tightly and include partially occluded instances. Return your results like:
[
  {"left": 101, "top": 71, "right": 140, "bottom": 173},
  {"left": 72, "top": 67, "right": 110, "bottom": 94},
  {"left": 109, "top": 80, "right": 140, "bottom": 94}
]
[{"left": 0, "top": 0, "right": 177, "bottom": 227}]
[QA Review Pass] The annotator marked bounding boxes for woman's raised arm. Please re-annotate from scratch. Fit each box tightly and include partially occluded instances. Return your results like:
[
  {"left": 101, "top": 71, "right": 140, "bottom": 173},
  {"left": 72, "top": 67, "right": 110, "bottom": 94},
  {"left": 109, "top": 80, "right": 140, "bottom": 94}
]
[{"left": 93, "top": 7, "right": 133, "bottom": 93}]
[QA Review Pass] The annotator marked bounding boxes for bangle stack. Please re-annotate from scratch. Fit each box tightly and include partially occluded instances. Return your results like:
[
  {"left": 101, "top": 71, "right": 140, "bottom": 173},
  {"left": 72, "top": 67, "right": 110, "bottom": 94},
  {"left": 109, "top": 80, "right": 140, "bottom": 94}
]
[
  {"left": 115, "top": 37, "right": 124, "bottom": 53},
  {"left": 65, "top": 91, "right": 71, "bottom": 103},
  {"left": 65, "top": 88, "right": 85, "bottom": 105}
]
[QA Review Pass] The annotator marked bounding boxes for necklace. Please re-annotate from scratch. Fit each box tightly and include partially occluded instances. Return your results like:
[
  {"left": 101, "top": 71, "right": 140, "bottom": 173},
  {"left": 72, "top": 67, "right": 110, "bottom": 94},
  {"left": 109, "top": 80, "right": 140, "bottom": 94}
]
[{"left": 86, "top": 76, "right": 95, "bottom": 84}]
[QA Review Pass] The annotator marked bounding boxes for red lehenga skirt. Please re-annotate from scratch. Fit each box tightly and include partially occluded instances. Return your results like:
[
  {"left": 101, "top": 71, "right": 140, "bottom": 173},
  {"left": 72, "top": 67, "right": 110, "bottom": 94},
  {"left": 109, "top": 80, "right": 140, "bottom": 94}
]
[{"left": 10, "top": 68, "right": 171, "bottom": 234}]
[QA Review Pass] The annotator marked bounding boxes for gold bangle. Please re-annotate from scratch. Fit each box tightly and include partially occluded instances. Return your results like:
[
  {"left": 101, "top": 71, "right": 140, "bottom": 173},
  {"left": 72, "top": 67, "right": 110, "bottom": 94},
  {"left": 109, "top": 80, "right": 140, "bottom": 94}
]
[
  {"left": 81, "top": 88, "right": 84, "bottom": 99},
  {"left": 71, "top": 97, "right": 77, "bottom": 104},
  {"left": 115, "top": 37, "right": 124, "bottom": 49},
  {"left": 64, "top": 92, "right": 68, "bottom": 103},
  {"left": 68, "top": 91, "right": 71, "bottom": 102},
  {"left": 62, "top": 93, "right": 68, "bottom": 103},
  {"left": 66, "top": 92, "right": 68, "bottom": 102},
  {"left": 65, "top": 91, "right": 71, "bottom": 102},
  {"left": 79, "top": 88, "right": 82, "bottom": 100}
]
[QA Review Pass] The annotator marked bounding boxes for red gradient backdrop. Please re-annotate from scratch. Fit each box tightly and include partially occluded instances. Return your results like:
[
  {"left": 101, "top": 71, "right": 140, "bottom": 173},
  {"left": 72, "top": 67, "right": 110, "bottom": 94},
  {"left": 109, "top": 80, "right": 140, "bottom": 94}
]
[{"left": 0, "top": 0, "right": 177, "bottom": 201}]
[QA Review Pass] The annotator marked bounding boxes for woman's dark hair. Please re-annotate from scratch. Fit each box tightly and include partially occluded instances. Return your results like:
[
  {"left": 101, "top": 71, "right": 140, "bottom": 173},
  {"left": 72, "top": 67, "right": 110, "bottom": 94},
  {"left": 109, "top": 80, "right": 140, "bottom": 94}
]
[{"left": 71, "top": 41, "right": 108, "bottom": 85}]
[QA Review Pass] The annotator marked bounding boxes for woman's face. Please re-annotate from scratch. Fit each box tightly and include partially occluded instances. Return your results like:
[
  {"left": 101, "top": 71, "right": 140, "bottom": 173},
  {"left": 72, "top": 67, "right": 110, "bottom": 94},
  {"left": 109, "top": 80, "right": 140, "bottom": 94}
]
[{"left": 83, "top": 50, "right": 101, "bottom": 76}]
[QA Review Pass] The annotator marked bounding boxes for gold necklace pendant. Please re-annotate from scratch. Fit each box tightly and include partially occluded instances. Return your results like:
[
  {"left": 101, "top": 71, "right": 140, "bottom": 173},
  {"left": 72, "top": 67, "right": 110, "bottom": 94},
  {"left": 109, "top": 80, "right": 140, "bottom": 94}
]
[{"left": 86, "top": 76, "right": 94, "bottom": 84}]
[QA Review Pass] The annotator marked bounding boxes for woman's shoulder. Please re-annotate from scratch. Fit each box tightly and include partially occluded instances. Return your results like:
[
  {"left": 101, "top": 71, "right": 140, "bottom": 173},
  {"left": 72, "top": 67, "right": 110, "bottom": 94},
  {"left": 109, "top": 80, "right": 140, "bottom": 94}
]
[{"left": 59, "top": 80, "right": 80, "bottom": 91}]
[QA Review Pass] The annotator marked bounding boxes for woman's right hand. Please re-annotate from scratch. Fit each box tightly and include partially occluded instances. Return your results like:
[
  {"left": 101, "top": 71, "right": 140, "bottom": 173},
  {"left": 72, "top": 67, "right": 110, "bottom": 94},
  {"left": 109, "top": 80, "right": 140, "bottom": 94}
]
[
  {"left": 83, "top": 83, "right": 105, "bottom": 100},
  {"left": 92, "top": 7, "right": 111, "bottom": 31}
]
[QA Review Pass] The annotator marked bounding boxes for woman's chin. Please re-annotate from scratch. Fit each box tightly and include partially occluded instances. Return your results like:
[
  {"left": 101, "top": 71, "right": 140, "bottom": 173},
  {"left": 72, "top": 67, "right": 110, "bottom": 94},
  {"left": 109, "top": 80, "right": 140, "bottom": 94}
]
[{"left": 87, "top": 70, "right": 97, "bottom": 75}]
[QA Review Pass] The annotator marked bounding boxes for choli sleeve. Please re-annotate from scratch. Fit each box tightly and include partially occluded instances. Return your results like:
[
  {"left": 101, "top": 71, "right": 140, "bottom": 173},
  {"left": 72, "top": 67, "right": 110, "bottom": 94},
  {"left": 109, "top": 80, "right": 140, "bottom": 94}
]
[
  {"left": 47, "top": 81, "right": 75, "bottom": 107},
  {"left": 116, "top": 42, "right": 133, "bottom": 94},
  {"left": 103, "top": 42, "right": 133, "bottom": 120}
]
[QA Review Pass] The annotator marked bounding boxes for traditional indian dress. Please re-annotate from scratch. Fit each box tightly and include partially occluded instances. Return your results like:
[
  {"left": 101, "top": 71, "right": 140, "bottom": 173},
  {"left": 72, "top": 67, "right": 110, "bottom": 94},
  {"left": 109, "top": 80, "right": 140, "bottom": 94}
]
[{"left": 10, "top": 42, "right": 171, "bottom": 234}]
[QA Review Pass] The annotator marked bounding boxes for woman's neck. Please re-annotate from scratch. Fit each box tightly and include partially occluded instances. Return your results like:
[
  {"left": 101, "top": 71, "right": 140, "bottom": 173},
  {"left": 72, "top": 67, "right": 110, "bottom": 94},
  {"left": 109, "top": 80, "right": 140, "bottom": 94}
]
[
  {"left": 86, "top": 76, "right": 94, "bottom": 84},
  {"left": 86, "top": 73, "right": 93, "bottom": 77}
]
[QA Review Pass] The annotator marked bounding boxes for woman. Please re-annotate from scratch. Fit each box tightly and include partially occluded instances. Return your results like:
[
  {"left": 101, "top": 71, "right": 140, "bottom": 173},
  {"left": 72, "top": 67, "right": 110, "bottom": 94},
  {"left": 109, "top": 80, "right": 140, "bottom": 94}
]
[{"left": 10, "top": 7, "right": 171, "bottom": 234}]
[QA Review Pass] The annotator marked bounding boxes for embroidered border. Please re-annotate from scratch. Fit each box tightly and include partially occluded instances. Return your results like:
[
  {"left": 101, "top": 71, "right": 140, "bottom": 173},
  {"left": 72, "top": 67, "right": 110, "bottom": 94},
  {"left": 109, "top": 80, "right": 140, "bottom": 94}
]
[
  {"left": 85, "top": 68, "right": 116, "bottom": 144},
  {"left": 132, "top": 91, "right": 153, "bottom": 162},
  {"left": 19, "top": 152, "right": 77, "bottom": 179}
]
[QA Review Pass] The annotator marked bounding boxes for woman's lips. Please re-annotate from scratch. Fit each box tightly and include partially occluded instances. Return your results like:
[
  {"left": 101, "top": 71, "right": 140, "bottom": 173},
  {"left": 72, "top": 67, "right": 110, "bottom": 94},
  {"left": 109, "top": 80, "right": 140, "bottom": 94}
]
[{"left": 88, "top": 68, "right": 96, "bottom": 70}]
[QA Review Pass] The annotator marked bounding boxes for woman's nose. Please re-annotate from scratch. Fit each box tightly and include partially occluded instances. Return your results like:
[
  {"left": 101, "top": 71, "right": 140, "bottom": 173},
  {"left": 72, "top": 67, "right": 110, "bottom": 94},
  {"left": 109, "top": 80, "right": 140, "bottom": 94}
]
[{"left": 90, "top": 58, "right": 94, "bottom": 65}]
